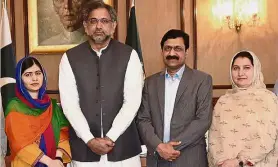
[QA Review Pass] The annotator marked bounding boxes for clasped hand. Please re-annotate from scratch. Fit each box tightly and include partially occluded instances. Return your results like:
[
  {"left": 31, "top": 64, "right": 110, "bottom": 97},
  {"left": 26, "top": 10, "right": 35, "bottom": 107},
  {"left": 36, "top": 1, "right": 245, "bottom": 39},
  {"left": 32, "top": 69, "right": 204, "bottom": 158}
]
[
  {"left": 87, "top": 137, "right": 115, "bottom": 155},
  {"left": 156, "top": 141, "right": 181, "bottom": 161}
]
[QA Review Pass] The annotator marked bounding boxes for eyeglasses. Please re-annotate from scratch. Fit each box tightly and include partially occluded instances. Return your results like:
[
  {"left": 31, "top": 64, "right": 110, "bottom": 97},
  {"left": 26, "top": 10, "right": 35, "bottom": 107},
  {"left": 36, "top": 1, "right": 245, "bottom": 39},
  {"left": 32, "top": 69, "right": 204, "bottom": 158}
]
[
  {"left": 87, "top": 18, "right": 113, "bottom": 26},
  {"left": 163, "top": 45, "right": 185, "bottom": 52}
]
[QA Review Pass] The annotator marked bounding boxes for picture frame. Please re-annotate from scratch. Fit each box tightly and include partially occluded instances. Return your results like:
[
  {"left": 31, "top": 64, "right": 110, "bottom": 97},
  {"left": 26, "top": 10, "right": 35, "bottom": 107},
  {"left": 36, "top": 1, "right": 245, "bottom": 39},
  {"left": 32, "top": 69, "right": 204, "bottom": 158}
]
[{"left": 27, "top": 0, "right": 116, "bottom": 54}]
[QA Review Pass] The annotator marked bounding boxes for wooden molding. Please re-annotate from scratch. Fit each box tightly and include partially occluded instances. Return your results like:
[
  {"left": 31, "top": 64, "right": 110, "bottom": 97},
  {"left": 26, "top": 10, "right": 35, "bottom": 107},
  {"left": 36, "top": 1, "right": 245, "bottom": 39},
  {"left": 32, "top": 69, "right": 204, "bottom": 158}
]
[
  {"left": 113, "top": 0, "right": 119, "bottom": 40},
  {"left": 23, "top": 0, "right": 29, "bottom": 56},
  {"left": 213, "top": 97, "right": 219, "bottom": 106},
  {"left": 180, "top": 0, "right": 197, "bottom": 69},
  {"left": 213, "top": 85, "right": 232, "bottom": 89},
  {"left": 213, "top": 84, "right": 274, "bottom": 89},
  {"left": 180, "top": 0, "right": 184, "bottom": 31},
  {"left": 46, "top": 90, "right": 59, "bottom": 94},
  {"left": 46, "top": 84, "right": 275, "bottom": 95},
  {"left": 126, "top": 0, "right": 131, "bottom": 25},
  {"left": 192, "top": 0, "right": 197, "bottom": 69},
  {"left": 9, "top": 0, "right": 16, "bottom": 55}
]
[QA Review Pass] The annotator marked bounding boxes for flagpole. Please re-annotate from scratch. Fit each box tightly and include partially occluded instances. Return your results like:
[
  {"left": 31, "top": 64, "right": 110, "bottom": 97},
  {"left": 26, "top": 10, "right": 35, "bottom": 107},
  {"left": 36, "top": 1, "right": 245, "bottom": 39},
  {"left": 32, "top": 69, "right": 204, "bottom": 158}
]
[
  {"left": 1, "top": 1, "right": 4, "bottom": 77},
  {"left": 132, "top": 0, "right": 135, "bottom": 7}
]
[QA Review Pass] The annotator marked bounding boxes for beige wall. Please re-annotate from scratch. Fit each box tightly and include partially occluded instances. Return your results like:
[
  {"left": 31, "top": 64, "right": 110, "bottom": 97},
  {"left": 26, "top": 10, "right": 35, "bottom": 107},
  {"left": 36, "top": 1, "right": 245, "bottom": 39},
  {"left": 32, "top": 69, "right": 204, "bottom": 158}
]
[
  {"left": 197, "top": 0, "right": 278, "bottom": 86},
  {"left": 8, "top": 0, "right": 278, "bottom": 99}
]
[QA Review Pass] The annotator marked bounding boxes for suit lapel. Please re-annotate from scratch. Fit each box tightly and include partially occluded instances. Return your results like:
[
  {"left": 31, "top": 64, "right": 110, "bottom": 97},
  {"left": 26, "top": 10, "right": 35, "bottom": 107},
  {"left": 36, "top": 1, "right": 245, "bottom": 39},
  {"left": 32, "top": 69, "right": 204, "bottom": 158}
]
[
  {"left": 174, "top": 65, "right": 193, "bottom": 106},
  {"left": 157, "top": 72, "right": 165, "bottom": 122}
]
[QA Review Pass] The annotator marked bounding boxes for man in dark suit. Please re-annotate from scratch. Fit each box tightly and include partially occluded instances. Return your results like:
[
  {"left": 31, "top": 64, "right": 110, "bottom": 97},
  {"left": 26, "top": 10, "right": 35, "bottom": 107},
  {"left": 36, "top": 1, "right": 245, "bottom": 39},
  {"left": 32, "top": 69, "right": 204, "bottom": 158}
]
[{"left": 137, "top": 29, "right": 213, "bottom": 167}]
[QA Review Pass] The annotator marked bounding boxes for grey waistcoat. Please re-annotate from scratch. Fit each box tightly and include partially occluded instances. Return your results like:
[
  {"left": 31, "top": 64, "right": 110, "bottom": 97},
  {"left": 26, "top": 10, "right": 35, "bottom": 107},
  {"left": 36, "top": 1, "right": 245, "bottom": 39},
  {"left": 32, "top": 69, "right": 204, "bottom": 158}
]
[{"left": 66, "top": 40, "right": 142, "bottom": 162}]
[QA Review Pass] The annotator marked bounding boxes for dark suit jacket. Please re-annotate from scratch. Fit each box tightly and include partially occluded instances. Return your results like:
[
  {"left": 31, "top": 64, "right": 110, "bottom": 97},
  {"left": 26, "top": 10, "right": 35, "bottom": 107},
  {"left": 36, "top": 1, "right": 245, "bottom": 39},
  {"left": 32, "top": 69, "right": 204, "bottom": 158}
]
[{"left": 137, "top": 65, "right": 213, "bottom": 167}]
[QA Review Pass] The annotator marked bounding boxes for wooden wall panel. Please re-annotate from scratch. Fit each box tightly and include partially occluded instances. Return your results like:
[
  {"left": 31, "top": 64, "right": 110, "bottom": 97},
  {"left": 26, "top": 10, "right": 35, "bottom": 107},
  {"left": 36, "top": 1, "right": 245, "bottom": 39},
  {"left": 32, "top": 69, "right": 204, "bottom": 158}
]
[
  {"left": 182, "top": 0, "right": 194, "bottom": 68},
  {"left": 117, "top": 0, "right": 127, "bottom": 43},
  {"left": 48, "top": 94, "right": 60, "bottom": 102},
  {"left": 13, "top": 0, "right": 25, "bottom": 62},
  {"left": 34, "top": 55, "right": 62, "bottom": 90},
  {"left": 136, "top": 0, "right": 181, "bottom": 77}
]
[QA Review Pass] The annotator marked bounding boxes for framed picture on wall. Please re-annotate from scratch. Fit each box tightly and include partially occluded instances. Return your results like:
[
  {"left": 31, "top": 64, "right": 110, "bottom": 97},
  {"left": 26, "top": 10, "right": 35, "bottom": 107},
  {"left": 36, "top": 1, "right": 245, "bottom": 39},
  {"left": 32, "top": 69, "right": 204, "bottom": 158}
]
[{"left": 26, "top": 0, "right": 116, "bottom": 54}]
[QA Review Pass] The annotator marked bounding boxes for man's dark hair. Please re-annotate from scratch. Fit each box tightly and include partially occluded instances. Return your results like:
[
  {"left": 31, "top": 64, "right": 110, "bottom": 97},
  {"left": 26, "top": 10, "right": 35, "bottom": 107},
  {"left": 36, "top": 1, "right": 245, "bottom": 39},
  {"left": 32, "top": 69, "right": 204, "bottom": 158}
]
[
  {"left": 82, "top": 0, "right": 117, "bottom": 22},
  {"left": 160, "top": 29, "right": 189, "bottom": 50}
]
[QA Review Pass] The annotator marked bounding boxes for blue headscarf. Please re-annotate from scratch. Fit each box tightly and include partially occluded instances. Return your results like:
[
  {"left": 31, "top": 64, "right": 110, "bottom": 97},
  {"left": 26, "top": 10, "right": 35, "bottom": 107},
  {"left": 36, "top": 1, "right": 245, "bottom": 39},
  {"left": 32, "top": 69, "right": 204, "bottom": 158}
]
[{"left": 15, "top": 57, "right": 50, "bottom": 109}]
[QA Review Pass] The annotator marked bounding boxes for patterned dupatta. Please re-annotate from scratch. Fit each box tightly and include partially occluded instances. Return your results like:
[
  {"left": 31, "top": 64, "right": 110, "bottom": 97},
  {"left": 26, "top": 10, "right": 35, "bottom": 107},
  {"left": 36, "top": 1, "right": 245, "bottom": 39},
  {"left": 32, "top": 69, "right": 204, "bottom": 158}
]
[
  {"left": 208, "top": 51, "right": 278, "bottom": 166},
  {"left": 5, "top": 57, "right": 56, "bottom": 167},
  {"left": 15, "top": 57, "right": 50, "bottom": 109}
]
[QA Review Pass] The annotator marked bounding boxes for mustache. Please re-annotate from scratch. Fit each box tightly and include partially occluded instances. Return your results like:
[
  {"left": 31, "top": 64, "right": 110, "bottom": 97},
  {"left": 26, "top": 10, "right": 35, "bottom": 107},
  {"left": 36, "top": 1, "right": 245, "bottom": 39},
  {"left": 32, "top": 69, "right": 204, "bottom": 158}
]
[
  {"left": 94, "top": 28, "right": 104, "bottom": 33},
  {"left": 166, "top": 55, "right": 179, "bottom": 60},
  {"left": 94, "top": 30, "right": 104, "bottom": 33}
]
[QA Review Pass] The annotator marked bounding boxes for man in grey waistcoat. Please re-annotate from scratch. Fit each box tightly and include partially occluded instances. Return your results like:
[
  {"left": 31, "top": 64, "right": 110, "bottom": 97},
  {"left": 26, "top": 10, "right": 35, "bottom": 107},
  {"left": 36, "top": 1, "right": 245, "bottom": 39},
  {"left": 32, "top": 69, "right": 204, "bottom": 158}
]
[{"left": 58, "top": 1, "right": 144, "bottom": 167}]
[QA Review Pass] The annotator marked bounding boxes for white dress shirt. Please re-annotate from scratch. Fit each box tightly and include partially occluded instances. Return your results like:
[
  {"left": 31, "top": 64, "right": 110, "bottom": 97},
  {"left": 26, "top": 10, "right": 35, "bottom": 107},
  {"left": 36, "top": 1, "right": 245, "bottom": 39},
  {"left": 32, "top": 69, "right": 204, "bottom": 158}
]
[
  {"left": 163, "top": 65, "right": 185, "bottom": 143},
  {"left": 59, "top": 46, "right": 144, "bottom": 167}
]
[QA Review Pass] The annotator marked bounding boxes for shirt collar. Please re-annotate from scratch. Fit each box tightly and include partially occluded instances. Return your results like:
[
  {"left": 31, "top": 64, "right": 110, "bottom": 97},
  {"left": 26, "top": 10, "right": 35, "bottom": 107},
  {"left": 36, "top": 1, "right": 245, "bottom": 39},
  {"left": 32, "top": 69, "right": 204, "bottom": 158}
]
[
  {"left": 165, "top": 65, "right": 185, "bottom": 80},
  {"left": 92, "top": 45, "right": 109, "bottom": 56}
]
